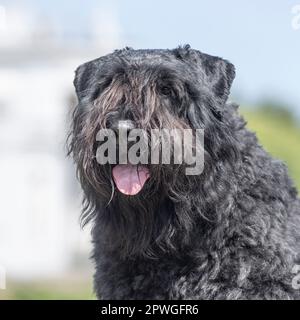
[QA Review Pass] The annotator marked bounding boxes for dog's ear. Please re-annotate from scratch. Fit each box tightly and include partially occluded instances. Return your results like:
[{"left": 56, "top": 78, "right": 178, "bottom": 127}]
[
  {"left": 73, "top": 61, "right": 97, "bottom": 101},
  {"left": 173, "top": 45, "right": 235, "bottom": 105},
  {"left": 200, "top": 52, "right": 235, "bottom": 105}
]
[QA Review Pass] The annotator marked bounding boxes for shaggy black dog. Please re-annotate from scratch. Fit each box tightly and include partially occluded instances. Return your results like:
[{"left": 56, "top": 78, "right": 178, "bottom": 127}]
[{"left": 68, "top": 45, "right": 300, "bottom": 299}]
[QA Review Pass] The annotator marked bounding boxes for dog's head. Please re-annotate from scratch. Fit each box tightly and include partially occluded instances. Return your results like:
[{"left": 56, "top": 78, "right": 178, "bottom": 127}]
[{"left": 68, "top": 45, "right": 238, "bottom": 257}]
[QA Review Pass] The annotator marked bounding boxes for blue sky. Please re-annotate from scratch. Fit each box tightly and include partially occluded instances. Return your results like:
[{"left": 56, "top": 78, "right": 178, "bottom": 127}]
[{"left": 4, "top": 0, "right": 300, "bottom": 116}]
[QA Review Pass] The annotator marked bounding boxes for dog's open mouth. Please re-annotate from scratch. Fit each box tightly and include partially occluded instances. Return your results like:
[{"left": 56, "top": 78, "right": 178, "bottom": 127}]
[{"left": 112, "top": 164, "right": 150, "bottom": 196}]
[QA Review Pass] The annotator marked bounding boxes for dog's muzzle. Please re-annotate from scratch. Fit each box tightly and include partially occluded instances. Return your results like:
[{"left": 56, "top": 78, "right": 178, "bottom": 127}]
[{"left": 109, "top": 120, "right": 150, "bottom": 196}]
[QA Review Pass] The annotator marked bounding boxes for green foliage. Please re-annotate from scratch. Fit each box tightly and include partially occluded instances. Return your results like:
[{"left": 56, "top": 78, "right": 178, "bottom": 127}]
[
  {"left": 240, "top": 107, "right": 300, "bottom": 192},
  {"left": 0, "top": 279, "right": 95, "bottom": 300}
]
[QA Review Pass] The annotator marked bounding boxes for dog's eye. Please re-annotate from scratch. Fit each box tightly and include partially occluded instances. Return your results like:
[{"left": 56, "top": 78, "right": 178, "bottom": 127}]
[
  {"left": 159, "top": 86, "right": 172, "bottom": 96},
  {"left": 92, "top": 78, "right": 113, "bottom": 100}
]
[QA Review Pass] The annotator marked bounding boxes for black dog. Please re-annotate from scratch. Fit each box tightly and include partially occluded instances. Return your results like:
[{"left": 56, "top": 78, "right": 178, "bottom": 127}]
[{"left": 68, "top": 46, "right": 300, "bottom": 299}]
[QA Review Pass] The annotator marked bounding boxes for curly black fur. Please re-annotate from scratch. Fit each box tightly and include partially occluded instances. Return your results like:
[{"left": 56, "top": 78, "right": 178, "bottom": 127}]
[{"left": 68, "top": 45, "right": 300, "bottom": 299}]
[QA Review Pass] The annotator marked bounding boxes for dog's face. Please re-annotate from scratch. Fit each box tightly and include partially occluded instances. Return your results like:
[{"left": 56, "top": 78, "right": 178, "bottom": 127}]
[{"left": 69, "top": 45, "right": 237, "bottom": 256}]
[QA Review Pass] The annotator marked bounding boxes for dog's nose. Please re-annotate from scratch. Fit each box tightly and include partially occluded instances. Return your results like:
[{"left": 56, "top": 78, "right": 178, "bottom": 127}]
[{"left": 111, "top": 120, "right": 135, "bottom": 132}]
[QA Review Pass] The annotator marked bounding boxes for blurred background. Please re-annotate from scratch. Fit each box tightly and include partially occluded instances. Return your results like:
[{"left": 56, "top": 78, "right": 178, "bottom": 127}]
[{"left": 0, "top": 0, "right": 299, "bottom": 299}]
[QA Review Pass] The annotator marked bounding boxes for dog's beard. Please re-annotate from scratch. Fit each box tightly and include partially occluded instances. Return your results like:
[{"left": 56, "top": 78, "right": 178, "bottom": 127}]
[
  {"left": 83, "top": 126, "right": 209, "bottom": 258},
  {"left": 91, "top": 162, "right": 199, "bottom": 259}
]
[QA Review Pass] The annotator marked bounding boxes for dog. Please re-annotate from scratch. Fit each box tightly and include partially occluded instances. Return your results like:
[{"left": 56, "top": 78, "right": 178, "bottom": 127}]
[{"left": 68, "top": 45, "right": 300, "bottom": 299}]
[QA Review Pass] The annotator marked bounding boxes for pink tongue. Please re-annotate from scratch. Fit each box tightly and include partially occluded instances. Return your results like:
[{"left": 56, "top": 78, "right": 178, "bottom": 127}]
[{"left": 112, "top": 164, "right": 150, "bottom": 195}]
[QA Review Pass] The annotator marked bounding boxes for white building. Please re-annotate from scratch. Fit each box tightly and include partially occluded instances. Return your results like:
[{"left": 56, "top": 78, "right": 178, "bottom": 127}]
[{"left": 0, "top": 4, "right": 121, "bottom": 280}]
